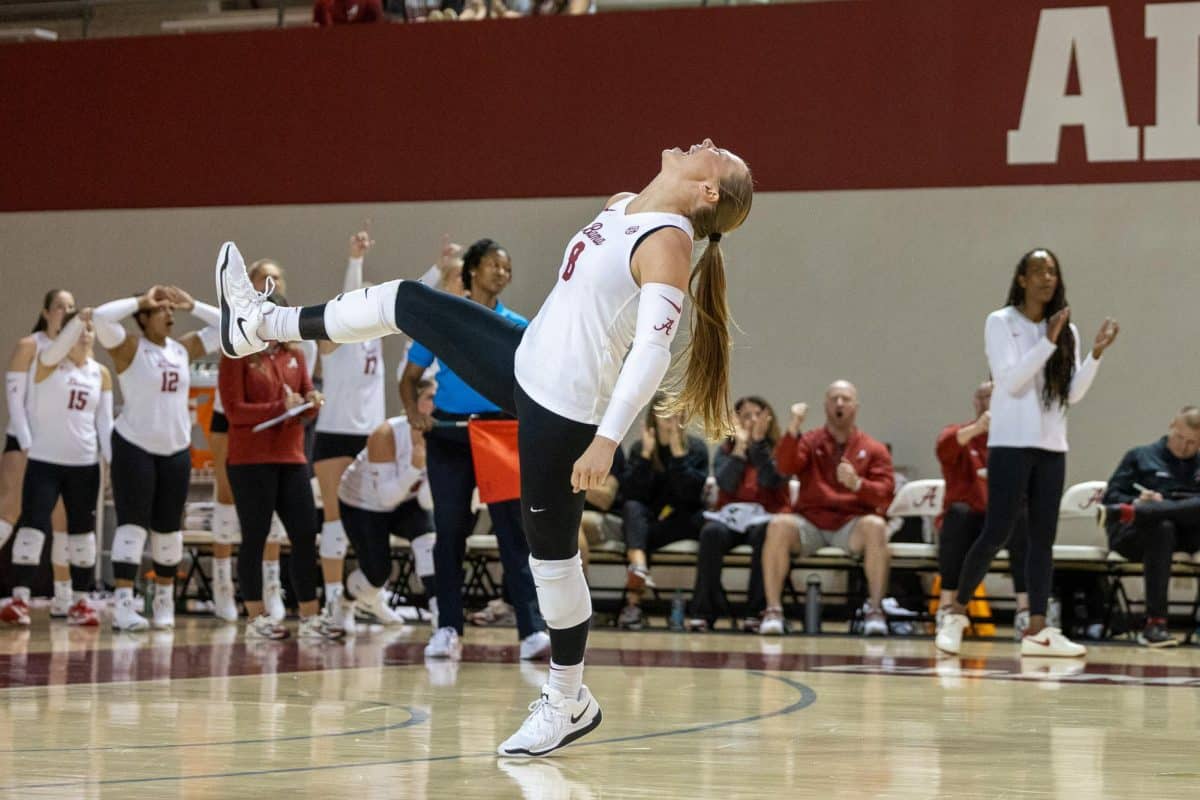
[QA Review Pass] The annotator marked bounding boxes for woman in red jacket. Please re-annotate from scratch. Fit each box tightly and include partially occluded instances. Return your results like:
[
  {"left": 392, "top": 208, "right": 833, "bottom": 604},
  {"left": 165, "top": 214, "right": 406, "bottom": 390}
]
[{"left": 219, "top": 314, "right": 341, "bottom": 641}]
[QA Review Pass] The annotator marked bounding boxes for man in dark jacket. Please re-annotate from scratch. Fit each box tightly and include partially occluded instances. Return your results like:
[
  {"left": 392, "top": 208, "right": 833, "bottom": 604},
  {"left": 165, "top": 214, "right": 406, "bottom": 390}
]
[{"left": 1099, "top": 406, "right": 1200, "bottom": 647}]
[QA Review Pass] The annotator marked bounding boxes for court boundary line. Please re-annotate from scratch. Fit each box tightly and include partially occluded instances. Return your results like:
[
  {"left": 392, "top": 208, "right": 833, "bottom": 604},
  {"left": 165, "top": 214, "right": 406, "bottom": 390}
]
[{"left": 0, "top": 670, "right": 817, "bottom": 793}]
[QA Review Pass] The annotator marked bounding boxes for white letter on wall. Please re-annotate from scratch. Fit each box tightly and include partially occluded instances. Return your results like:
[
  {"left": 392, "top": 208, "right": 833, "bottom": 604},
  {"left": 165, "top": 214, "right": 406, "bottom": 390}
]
[
  {"left": 1007, "top": 7, "right": 1138, "bottom": 164},
  {"left": 1145, "top": 2, "right": 1200, "bottom": 160}
]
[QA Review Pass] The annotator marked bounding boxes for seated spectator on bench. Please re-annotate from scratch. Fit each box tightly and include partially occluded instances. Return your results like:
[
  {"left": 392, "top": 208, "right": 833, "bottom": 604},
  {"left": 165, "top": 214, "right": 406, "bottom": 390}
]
[
  {"left": 934, "top": 381, "right": 1031, "bottom": 654},
  {"left": 686, "top": 395, "right": 788, "bottom": 631},
  {"left": 1099, "top": 406, "right": 1200, "bottom": 648},
  {"left": 578, "top": 444, "right": 625, "bottom": 576},
  {"left": 760, "top": 380, "right": 895, "bottom": 636},
  {"left": 619, "top": 398, "right": 708, "bottom": 630}
]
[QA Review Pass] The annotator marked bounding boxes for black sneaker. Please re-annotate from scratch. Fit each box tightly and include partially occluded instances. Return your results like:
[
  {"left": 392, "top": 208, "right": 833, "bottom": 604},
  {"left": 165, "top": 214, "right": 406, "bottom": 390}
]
[
  {"left": 1137, "top": 620, "right": 1178, "bottom": 648},
  {"left": 617, "top": 605, "right": 644, "bottom": 630}
]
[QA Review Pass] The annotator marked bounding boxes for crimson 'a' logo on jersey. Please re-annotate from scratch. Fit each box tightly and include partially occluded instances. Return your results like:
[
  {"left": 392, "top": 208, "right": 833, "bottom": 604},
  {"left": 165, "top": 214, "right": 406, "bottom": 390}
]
[{"left": 654, "top": 317, "right": 675, "bottom": 336}]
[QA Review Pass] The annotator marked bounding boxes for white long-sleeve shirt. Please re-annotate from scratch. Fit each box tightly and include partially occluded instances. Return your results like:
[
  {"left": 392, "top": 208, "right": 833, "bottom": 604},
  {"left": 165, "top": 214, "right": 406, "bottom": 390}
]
[{"left": 985, "top": 305, "right": 1100, "bottom": 452}]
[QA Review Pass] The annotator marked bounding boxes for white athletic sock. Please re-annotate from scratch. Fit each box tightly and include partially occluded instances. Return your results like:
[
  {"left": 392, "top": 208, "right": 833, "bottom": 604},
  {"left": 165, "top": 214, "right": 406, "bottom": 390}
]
[
  {"left": 73, "top": 590, "right": 86, "bottom": 603},
  {"left": 548, "top": 660, "right": 584, "bottom": 700},
  {"left": 263, "top": 560, "right": 281, "bottom": 584},
  {"left": 115, "top": 586, "right": 133, "bottom": 602},
  {"left": 13, "top": 586, "right": 31, "bottom": 603},
  {"left": 258, "top": 305, "right": 301, "bottom": 342},
  {"left": 157, "top": 583, "right": 173, "bottom": 599},
  {"left": 213, "top": 557, "right": 233, "bottom": 585},
  {"left": 55, "top": 580, "right": 72, "bottom": 602},
  {"left": 324, "top": 582, "right": 341, "bottom": 604}
]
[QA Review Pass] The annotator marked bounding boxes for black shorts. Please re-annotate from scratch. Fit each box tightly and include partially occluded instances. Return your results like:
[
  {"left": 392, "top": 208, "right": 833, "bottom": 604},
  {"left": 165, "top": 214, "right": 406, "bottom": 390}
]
[
  {"left": 313, "top": 431, "right": 368, "bottom": 463},
  {"left": 209, "top": 410, "right": 229, "bottom": 434},
  {"left": 19, "top": 459, "right": 100, "bottom": 534},
  {"left": 4, "top": 434, "right": 20, "bottom": 454},
  {"left": 110, "top": 431, "right": 192, "bottom": 532},
  {"left": 339, "top": 499, "right": 433, "bottom": 543}
]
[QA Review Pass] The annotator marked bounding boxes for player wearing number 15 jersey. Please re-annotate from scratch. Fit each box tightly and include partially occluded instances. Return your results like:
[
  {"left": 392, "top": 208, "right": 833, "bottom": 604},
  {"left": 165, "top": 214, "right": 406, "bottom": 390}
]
[
  {"left": 92, "top": 286, "right": 222, "bottom": 631},
  {"left": 218, "top": 138, "right": 753, "bottom": 757}
]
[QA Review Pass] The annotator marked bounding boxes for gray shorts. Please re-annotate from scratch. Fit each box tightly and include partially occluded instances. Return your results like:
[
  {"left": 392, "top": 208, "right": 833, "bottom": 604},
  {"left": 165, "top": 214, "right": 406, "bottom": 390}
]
[
  {"left": 580, "top": 510, "right": 623, "bottom": 546},
  {"left": 780, "top": 514, "right": 862, "bottom": 556}
]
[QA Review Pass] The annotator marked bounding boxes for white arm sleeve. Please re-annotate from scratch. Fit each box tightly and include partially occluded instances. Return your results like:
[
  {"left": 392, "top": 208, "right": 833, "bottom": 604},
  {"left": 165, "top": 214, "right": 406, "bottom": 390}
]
[
  {"left": 596, "top": 282, "right": 685, "bottom": 443},
  {"left": 39, "top": 317, "right": 85, "bottom": 367},
  {"left": 190, "top": 301, "right": 221, "bottom": 328},
  {"left": 94, "top": 296, "right": 139, "bottom": 349},
  {"left": 96, "top": 389, "right": 114, "bottom": 463},
  {"left": 344, "top": 257, "right": 365, "bottom": 293},
  {"left": 417, "top": 265, "right": 441, "bottom": 288},
  {"left": 197, "top": 326, "right": 221, "bottom": 354},
  {"left": 1068, "top": 324, "right": 1101, "bottom": 405},
  {"left": 5, "top": 372, "right": 32, "bottom": 450},
  {"left": 366, "top": 461, "right": 420, "bottom": 510},
  {"left": 986, "top": 313, "right": 1055, "bottom": 396}
]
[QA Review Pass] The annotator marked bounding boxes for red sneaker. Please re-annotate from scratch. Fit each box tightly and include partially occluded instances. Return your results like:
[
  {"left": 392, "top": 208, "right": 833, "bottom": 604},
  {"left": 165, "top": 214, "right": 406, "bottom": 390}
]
[
  {"left": 0, "top": 598, "right": 31, "bottom": 626},
  {"left": 67, "top": 598, "right": 100, "bottom": 627}
]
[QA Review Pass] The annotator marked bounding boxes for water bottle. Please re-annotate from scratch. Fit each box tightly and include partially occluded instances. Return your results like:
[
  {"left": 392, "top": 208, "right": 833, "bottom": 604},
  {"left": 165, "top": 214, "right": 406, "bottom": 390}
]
[
  {"left": 804, "top": 574, "right": 822, "bottom": 634},
  {"left": 669, "top": 590, "right": 686, "bottom": 631}
]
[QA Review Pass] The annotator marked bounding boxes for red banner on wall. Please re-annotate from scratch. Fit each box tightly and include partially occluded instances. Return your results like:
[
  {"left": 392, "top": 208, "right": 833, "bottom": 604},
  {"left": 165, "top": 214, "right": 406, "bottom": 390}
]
[{"left": 2, "top": 0, "right": 1199, "bottom": 212}]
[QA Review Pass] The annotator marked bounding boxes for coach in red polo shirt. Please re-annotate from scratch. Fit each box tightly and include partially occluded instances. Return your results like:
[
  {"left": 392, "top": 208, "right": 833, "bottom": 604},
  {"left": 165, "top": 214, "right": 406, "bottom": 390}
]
[{"left": 758, "top": 380, "right": 895, "bottom": 636}]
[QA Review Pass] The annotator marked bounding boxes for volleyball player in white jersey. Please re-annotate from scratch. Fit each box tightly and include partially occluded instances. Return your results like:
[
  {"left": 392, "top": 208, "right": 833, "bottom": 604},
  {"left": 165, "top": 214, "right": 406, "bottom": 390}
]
[
  {"left": 2, "top": 310, "right": 112, "bottom": 627},
  {"left": 3, "top": 290, "right": 78, "bottom": 617},
  {"left": 208, "top": 259, "right": 308, "bottom": 622},
  {"left": 218, "top": 139, "right": 752, "bottom": 756},
  {"left": 314, "top": 231, "right": 389, "bottom": 631},
  {"left": 336, "top": 383, "right": 438, "bottom": 625},
  {"left": 91, "top": 286, "right": 222, "bottom": 631}
]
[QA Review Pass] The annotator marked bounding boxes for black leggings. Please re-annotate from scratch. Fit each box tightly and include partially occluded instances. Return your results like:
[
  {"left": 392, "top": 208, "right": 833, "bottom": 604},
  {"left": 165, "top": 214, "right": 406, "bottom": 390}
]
[
  {"left": 227, "top": 462, "right": 319, "bottom": 605},
  {"left": 955, "top": 447, "right": 1064, "bottom": 615},
  {"left": 111, "top": 432, "right": 191, "bottom": 579},
  {"left": 939, "top": 502, "right": 1028, "bottom": 594},
  {"left": 689, "top": 520, "right": 767, "bottom": 621},
  {"left": 17, "top": 459, "right": 99, "bottom": 591},
  {"left": 339, "top": 499, "right": 432, "bottom": 588}
]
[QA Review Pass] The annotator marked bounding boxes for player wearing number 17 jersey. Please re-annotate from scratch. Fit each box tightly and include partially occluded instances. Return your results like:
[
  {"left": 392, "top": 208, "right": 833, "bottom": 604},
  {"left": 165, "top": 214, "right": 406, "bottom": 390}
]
[
  {"left": 92, "top": 286, "right": 222, "bottom": 631},
  {"left": 217, "top": 138, "right": 753, "bottom": 756}
]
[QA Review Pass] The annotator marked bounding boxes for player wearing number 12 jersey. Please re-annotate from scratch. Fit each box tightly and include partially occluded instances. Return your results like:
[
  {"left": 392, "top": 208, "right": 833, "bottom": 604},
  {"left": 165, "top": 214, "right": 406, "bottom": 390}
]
[
  {"left": 92, "top": 286, "right": 222, "bottom": 631},
  {"left": 217, "top": 138, "right": 753, "bottom": 756}
]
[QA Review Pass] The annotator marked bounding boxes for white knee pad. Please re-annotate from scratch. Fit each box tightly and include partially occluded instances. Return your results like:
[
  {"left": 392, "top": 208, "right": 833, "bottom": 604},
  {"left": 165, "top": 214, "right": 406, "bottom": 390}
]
[
  {"left": 212, "top": 502, "right": 241, "bottom": 545},
  {"left": 411, "top": 532, "right": 436, "bottom": 578},
  {"left": 319, "top": 520, "right": 348, "bottom": 559},
  {"left": 528, "top": 553, "right": 592, "bottom": 630},
  {"left": 346, "top": 567, "right": 379, "bottom": 597},
  {"left": 51, "top": 531, "right": 69, "bottom": 566},
  {"left": 68, "top": 533, "right": 97, "bottom": 568},
  {"left": 112, "top": 524, "right": 148, "bottom": 566},
  {"left": 324, "top": 280, "right": 401, "bottom": 342},
  {"left": 267, "top": 513, "right": 288, "bottom": 544},
  {"left": 151, "top": 531, "right": 183, "bottom": 567},
  {"left": 12, "top": 528, "right": 45, "bottom": 566}
]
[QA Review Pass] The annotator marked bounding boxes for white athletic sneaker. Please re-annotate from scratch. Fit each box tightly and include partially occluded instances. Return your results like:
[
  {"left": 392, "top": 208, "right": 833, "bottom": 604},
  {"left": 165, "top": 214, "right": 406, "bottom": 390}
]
[
  {"left": 152, "top": 587, "right": 175, "bottom": 630},
  {"left": 1021, "top": 626, "right": 1087, "bottom": 658},
  {"left": 935, "top": 612, "right": 969, "bottom": 655},
  {"left": 215, "top": 241, "right": 271, "bottom": 358},
  {"left": 424, "top": 626, "right": 463, "bottom": 660},
  {"left": 352, "top": 590, "right": 405, "bottom": 626},
  {"left": 759, "top": 607, "right": 785, "bottom": 636},
  {"left": 112, "top": 595, "right": 150, "bottom": 632},
  {"left": 323, "top": 586, "right": 357, "bottom": 635},
  {"left": 298, "top": 614, "right": 346, "bottom": 640},
  {"left": 1013, "top": 609, "right": 1031, "bottom": 642},
  {"left": 245, "top": 614, "right": 289, "bottom": 641},
  {"left": 50, "top": 586, "right": 73, "bottom": 618},
  {"left": 213, "top": 581, "right": 239, "bottom": 623},
  {"left": 862, "top": 605, "right": 889, "bottom": 637},
  {"left": 496, "top": 685, "right": 603, "bottom": 758},
  {"left": 519, "top": 631, "right": 552, "bottom": 661},
  {"left": 263, "top": 580, "right": 286, "bottom": 622}
]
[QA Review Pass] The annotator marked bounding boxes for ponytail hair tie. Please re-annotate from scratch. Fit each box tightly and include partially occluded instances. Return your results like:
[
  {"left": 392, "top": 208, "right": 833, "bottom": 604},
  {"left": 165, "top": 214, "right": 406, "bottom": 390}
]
[{"left": 708, "top": 233, "right": 722, "bottom": 243}]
